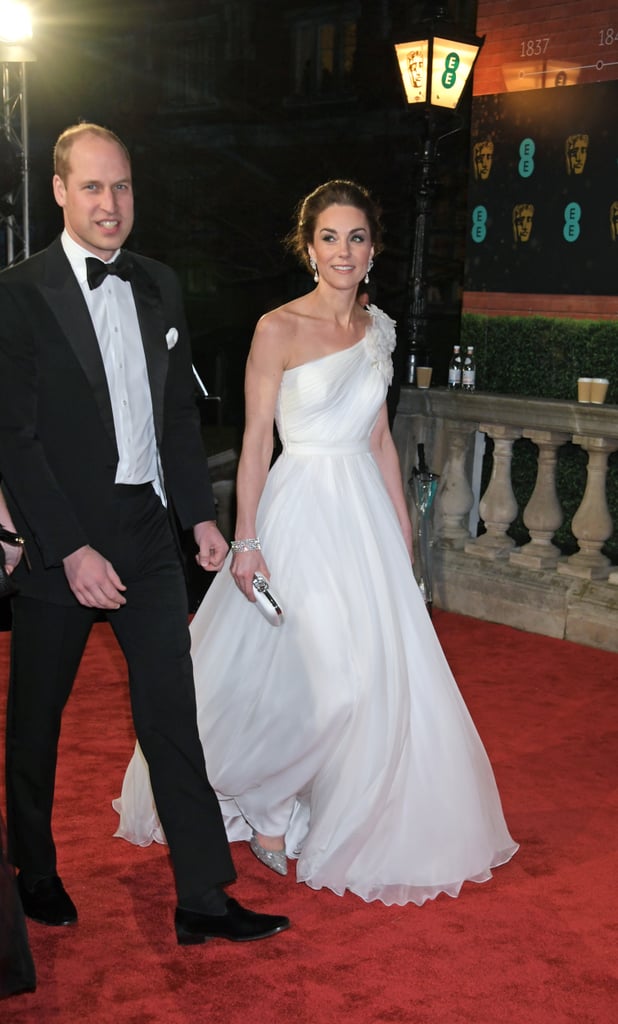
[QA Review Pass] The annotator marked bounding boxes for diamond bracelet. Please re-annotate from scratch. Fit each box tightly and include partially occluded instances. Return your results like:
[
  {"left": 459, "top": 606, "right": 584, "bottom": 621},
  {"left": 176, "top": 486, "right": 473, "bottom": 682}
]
[{"left": 230, "top": 537, "right": 261, "bottom": 553}]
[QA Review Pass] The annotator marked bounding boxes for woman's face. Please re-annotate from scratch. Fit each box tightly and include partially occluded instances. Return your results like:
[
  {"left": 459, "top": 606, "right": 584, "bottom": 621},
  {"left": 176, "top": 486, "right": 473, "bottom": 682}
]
[{"left": 308, "top": 204, "right": 374, "bottom": 290}]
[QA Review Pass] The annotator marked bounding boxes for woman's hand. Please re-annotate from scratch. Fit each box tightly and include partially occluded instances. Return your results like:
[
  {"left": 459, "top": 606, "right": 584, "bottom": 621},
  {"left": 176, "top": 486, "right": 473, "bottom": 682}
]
[
  {"left": 1, "top": 539, "right": 22, "bottom": 573},
  {"left": 230, "top": 549, "right": 270, "bottom": 601}
]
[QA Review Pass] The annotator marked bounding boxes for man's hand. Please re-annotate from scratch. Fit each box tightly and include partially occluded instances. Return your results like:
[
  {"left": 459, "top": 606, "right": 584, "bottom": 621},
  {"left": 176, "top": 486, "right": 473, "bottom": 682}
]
[
  {"left": 193, "top": 520, "right": 228, "bottom": 573},
  {"left": 63, "top": 545, "right": 127, "bottom": 609}
]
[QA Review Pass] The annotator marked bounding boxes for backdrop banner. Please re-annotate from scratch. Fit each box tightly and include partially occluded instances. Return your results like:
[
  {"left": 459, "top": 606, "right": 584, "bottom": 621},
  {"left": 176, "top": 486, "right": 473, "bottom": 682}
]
[{"left": 466, "top": 80, "right": 618, "bottom": 295}]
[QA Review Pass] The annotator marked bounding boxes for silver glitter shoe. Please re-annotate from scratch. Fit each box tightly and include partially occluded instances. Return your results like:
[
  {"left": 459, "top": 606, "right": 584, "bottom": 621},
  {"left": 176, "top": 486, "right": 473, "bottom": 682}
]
[{"left": 249, "top": 832, "right": 288, "bottom": 876}]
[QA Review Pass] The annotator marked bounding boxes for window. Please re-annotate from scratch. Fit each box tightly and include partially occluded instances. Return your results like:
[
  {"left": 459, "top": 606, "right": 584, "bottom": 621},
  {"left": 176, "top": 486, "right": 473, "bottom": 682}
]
[
  {"left": 162, "top": 32, "right": 218, "bottom": 108},
  {"left": 293, "top": 8, "right": 358, "bottom": 99}
]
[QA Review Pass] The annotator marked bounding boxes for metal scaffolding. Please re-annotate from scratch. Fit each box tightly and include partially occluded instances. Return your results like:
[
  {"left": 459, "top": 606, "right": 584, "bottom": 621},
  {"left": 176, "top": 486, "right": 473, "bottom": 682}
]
[{"left": 1, "top": 42, "right": 34, "bottom": 268}]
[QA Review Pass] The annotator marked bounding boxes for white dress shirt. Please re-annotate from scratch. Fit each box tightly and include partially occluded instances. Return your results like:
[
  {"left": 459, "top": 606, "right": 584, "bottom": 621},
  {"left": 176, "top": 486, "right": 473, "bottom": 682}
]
[{"left": 61, "top": 232, "right": 164, "bottom": 497}]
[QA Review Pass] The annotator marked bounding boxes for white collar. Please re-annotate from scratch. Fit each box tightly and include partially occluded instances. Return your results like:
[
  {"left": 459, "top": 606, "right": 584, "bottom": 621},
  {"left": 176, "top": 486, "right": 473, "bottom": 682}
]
[{"left": 61, "top": 230, "right": 122, "bottom": 286}]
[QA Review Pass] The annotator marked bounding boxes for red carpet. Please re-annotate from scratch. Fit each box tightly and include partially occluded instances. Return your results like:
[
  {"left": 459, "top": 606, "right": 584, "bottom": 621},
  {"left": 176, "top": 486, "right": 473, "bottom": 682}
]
[{"left": 1, "top": 611, "right": 616, "bottom": 1023}]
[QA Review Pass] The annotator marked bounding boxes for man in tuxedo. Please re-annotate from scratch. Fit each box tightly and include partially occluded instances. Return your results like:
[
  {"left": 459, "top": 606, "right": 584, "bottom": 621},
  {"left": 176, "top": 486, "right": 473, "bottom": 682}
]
[{"left": 0, "top": 123, "right": 289, "bottom": 946}]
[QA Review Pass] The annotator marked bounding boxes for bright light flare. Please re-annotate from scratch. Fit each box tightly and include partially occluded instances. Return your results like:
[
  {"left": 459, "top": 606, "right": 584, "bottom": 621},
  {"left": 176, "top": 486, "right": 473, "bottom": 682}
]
[{"left": 0, "top": 2, "right": 33, "bottom": 44}]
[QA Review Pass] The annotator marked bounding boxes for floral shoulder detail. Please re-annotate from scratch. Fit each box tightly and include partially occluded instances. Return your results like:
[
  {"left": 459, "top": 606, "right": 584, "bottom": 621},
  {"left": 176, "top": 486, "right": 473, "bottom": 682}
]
[{"left": 365, "top": 304, "right": 396, "bottom": 386}]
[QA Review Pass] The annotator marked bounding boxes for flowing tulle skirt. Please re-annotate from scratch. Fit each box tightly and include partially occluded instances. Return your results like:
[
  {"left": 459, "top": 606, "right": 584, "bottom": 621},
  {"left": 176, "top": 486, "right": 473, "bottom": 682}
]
[{"left": 114, "top": 444, "right": 518, "bottom": 906}]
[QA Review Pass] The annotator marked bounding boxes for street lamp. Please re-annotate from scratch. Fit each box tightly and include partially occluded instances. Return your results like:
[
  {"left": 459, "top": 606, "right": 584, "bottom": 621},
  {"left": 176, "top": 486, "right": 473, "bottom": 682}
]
[
  {"left": 0, "top": 1, "right": 35, "bottom": 267},
  {"left": 394, "top": 3, "right": 483, "bottom": 384}
]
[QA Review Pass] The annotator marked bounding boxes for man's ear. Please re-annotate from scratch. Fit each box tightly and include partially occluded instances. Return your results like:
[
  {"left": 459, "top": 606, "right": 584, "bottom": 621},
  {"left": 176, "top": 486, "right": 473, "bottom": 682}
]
[{"left": 52, "top": 174, "right": 66, "bottom": 208}]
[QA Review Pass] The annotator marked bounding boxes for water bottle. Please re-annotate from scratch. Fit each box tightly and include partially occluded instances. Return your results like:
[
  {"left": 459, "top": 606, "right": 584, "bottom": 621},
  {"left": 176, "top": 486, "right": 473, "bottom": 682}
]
[
  {"left": 447, "top": 345, "right": 462, "bottom": 389},
  {"left": 405, "top": 341, "right": 419, "bottom": 385},
  {"left": 462, "top": 346, "right": 476, "bottom": 393}
]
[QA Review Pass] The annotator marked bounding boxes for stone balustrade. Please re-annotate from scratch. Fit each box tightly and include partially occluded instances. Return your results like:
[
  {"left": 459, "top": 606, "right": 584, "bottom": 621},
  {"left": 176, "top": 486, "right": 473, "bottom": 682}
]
[{"left": 393, "top": 388, "right": 618, "bottom": 651}]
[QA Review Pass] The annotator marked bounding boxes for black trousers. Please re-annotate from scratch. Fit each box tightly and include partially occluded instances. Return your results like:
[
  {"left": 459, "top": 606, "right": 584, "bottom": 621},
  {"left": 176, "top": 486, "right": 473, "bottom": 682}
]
[{"left": 5, "top": 485, "right": 235, "bottom": 903}]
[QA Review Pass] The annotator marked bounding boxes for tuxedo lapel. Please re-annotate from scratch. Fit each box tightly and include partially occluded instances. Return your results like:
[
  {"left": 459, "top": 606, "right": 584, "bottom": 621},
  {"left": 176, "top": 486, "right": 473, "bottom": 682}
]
[
  {"left": 130, "top": 259, "right": 167, "bottom": 445},
  {"left": 39, "top": 241, "right": 170, "bottom": 449},
  {"left": 40, "top": 238, "right": 117, "bottom": 445}
]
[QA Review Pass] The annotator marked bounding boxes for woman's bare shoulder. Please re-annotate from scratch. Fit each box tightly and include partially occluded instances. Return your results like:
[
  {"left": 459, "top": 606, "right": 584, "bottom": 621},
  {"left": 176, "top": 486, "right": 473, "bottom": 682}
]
[
  {"left": 253, "top": 297, "right": 310, "bottom": 344},
  {"left": 260, "top": 296, "right": 309, "bottom": 327},
  {"left": 246, "top": 303, "right": 304, "bottom": 376}
]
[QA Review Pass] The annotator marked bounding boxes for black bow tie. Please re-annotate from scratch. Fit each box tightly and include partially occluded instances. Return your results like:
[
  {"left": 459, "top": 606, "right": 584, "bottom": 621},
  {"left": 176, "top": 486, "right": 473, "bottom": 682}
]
[{"left": 86, "top": 252, "right": 134, "bottom": 290}]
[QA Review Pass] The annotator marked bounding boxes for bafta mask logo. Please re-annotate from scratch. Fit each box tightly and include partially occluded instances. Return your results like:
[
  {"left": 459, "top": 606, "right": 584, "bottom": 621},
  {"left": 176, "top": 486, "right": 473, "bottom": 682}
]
[
  {"left": 473, "top": 139, "right": 494, "bottom": 181},
  {"left": 565, "top": 133, "right": 588, "bottom": 175},
  {"left": 610, "top": 201, "right": 618, "bottom": 241},
  {"left": 513, "top": 203, "right": 534, "bottom": 243},
  {"left": 407, "top": 48, "right": 425, "bottom": 90}
]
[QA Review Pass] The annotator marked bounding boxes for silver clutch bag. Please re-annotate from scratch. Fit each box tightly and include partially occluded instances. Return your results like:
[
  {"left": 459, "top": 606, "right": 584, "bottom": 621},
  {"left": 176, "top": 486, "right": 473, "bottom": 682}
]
[{"left": 252, "top": 573, "right": 284, "bottom": 627}]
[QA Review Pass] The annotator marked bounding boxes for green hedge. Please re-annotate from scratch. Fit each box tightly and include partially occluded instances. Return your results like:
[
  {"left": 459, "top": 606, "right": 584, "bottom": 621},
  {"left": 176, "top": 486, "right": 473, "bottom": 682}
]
[
  {"left": 463, "top": 314, "right": 618, "bottom": 563},
  {"left": 461, "top": 314, "right": 618, "bottom": 403}
]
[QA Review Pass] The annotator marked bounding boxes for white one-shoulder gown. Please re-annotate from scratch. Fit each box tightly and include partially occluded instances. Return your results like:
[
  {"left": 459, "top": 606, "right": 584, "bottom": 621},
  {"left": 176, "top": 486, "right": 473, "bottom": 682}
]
[{"left": 113, "top": 306, "right": 518, "bottom": 906}]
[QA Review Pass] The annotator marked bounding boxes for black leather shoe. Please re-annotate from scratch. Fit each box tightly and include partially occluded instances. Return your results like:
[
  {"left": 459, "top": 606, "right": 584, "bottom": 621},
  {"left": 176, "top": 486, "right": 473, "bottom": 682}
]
[
  {"left": 175, "top": 896, "right": 290, "bottom": 946},
  {"left": 17, "top": 874, "right": 78, "bottom": 926}
]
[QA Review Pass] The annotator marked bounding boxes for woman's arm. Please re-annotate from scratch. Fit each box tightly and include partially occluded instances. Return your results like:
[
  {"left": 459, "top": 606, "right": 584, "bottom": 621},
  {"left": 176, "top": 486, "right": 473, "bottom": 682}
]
[
  {"left": 370, "top": 404, "right": 413, "bottom": 561},
  {"left": 231, "top": 313, "right": 286, "bottom": 599}
]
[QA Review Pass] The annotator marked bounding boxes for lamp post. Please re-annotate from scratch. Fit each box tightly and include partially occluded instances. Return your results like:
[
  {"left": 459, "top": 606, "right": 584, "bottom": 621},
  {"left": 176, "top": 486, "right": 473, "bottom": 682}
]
[
  {"left": 0, "top": 1, "right": 35, "bottom": 267},
  {"left": 394, "top": 3, "right": 483, "bottom": 384}
]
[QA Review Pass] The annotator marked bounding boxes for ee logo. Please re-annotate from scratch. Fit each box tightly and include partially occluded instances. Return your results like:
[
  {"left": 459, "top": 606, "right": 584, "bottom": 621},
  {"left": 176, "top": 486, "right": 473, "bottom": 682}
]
[
  {"left": 563, "top": 202, "right": 581, "bottom": 242},
  {"left": 471, "top": 206, "right": 487, "bottom": 243},
  {"left": 518, "top": 138, "right": 535, "bottom": 178},
  {"left": 442, "top": 52, "right": 459, "bottom": 90}
]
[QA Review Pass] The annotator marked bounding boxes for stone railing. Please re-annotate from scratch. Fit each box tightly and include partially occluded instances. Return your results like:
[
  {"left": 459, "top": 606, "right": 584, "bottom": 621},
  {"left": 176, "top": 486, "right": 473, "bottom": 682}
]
[{"left": 393, "top": 388, "right": 618, "bottom": 652}]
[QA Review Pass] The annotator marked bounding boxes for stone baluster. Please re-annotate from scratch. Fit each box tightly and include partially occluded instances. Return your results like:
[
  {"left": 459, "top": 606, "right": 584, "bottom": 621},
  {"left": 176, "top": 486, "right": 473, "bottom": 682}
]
[
  {"left": 434, "top": 420, "right": 477, "bottom": 549},
  {"left": 509, "top": 430, "right": 570, "bottom": 569},
  {"left": 557, "top": 435, "right": 618, "bottom": 580},
  {"left": 465, "top": 425, "right": 522, "bottom": 560}
]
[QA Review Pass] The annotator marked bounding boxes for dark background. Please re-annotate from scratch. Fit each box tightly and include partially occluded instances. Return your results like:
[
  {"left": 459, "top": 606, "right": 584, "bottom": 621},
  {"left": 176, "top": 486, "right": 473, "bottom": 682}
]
[
  {"left": 1, "top": 0, "right": 479, "bottom": 414},
  {"left": 1, "top": 0, "right": 479, "bottom": 627}
]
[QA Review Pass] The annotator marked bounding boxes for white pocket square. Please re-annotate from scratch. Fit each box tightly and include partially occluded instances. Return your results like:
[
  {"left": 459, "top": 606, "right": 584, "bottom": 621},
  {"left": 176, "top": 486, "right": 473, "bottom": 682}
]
[{"left": 165, "top": 328, "right": 179, "bottom": 349}]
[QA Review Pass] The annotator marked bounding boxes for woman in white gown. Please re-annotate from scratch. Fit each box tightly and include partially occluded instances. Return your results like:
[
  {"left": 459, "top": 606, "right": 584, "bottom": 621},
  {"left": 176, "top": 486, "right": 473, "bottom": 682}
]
[{"left": 114, "top": 180, "right": 518, "bottom": 906}]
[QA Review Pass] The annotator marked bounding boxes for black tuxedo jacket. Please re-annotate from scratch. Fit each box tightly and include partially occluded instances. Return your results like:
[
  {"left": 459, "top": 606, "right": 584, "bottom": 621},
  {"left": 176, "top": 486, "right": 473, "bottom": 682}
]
[{"left": 0, "top": 237, "right": 216, "bottom": 603}]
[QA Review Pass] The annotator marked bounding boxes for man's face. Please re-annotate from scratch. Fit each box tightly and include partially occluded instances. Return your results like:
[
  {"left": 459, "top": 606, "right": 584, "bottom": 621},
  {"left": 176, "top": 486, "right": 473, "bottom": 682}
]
[{"left": 52, "top": 134, "right": 134, "bottom": 260}]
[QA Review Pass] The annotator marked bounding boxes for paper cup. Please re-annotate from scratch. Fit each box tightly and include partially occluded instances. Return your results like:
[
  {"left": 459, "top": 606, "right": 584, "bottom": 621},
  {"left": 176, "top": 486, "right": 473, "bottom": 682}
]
[
  {"left": 590, "top": 378, "right": 609, "bottom": 404},
  {"left": 577, "top": 377, "right": 592, "bottom": 402},
  {"left": 416, "top": 366, "right": 432, "bottom": 389}
]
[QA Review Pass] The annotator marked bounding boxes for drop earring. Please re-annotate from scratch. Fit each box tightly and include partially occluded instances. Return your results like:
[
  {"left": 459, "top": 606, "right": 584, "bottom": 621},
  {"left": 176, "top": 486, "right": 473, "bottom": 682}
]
[
  {"left": 309, "top": 257, "right": 319, "bottom": 283},
  {"left": 364, "top": 258, "right": 374, "bottom": 285}
]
